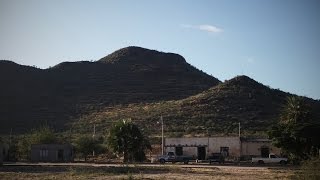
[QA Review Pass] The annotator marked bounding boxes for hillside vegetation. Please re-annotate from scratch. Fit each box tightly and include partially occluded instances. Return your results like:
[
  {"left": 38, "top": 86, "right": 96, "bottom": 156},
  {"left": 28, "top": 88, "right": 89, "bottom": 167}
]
[
  {"left": 72, "top": 75, "right": 320, "bottom": 137},
  {"left": 0, "top": 46, "right": 219, "bottom": 134},
  {"left": 1, "top": 46, "right": 319, "bottom": 136}
]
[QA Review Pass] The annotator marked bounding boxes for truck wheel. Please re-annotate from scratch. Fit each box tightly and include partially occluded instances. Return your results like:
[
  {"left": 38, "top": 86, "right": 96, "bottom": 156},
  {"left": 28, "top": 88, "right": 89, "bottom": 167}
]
[
  {"left": 184, "top": 160, "right": 189, "bottom": 164},
  {"left": 160, "top": 159, "right": 165, "bottom": 164},
  {"left": 280, "top": 160, "right": 287, "bottom": 165},
  {"left": 258, "top": 160, "right": 264, "bottom": 164}
]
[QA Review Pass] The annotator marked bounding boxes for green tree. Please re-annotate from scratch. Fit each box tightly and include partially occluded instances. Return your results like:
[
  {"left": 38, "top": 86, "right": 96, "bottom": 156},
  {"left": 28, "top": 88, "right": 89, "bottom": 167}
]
[
  {"left": 74, "top": 135, "right": 103, "bottom": 161},
  {"left": 28, "top": 126, "right": 56, "bottom": 144},
  {"left": 17, "top": 126, "right": 57, "bottom": 160},
  {"left": 107, "top": 119, "right": 151, "bottom": 163},
  {"left": 269, "top": 96, "right": 320, "bottom": 163}
]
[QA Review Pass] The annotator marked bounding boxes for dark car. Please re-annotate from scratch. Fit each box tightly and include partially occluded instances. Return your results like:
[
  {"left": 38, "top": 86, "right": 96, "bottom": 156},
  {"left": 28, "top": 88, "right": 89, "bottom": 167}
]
[{"left": 208, "top": 153, "right": 225, "bottom": 164}]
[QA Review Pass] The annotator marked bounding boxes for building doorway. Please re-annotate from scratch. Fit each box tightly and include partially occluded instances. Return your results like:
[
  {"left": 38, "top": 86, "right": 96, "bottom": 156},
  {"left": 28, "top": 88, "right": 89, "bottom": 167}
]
[
  {"left": 197, "top": 146, "right": 206, "bottom": 160},
  {"left": 260, "top": 146, "right": 269, "bottom": 158},
  {"left": 175, "top": 147, "right": 183, "bottom": 156},
  {"left": 58, "top": 149, "right": 64, "bottom": 161}
]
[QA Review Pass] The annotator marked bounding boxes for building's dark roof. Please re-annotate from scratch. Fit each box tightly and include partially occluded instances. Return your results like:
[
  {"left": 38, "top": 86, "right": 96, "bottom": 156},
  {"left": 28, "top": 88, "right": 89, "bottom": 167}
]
[{"left": 31, "top": 144, "right": 73, "bottom": 149}]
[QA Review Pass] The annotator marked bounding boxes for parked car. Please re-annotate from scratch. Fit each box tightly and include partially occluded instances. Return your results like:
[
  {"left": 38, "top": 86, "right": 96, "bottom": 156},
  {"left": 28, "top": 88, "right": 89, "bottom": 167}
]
[
  {"left": 251, "top": 153, "right": 288, "bottom": 165},
  {"left": 158, "top": 152, "right": 194, "bottom": 164},
  {"left": 208, "top": 153, "right": 225, "bottom": 164}
]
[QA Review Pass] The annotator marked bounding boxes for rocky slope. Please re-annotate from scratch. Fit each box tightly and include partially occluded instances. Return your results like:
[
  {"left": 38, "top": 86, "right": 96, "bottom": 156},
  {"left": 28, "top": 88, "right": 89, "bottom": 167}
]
[
  {"left": 72, "top": 75, "right": 320, "bottom": 137},
  {"left": 0, "top": 47, "right": 219, "bottom": 134}
]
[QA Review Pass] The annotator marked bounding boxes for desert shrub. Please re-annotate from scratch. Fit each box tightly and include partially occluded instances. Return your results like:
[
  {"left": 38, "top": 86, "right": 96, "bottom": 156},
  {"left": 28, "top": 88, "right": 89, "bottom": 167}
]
[
  {"left": 73, "top": 135, "right": 105, "bottom": 161},
  {"left": 292, "top": 157, "right": 320, "bottom": 180}
]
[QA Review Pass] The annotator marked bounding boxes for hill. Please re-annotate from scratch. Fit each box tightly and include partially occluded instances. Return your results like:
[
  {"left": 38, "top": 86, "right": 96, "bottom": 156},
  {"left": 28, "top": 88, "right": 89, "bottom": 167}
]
[
  {"left": 72, "top": 75, "right": 320, "bottom": 137},
  {"left": 0, "top": 47, "right": 219, "bottom": 134}
]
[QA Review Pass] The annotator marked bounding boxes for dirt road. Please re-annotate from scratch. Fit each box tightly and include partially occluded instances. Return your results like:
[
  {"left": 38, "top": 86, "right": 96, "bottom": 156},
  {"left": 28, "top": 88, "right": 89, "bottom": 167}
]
[{"left": 0, "top": 162, "right": 296, "bottom": 179}]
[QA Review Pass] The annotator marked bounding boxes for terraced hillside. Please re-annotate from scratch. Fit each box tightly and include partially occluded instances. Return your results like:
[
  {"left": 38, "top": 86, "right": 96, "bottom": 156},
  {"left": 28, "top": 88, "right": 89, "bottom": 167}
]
[
  {"left": 0, "top": 47, "right": 219, "bottom": 134},
  {"left": 73, "top": 75, "right": 320, "bottom": 137}
]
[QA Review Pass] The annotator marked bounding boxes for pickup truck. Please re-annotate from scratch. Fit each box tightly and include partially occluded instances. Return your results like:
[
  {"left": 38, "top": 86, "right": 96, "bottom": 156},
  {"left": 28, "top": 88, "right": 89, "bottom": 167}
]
[
  {"left": 158, "top": 152, "right": 194, "bottom": 164},
  {"left": 252, "top": 153, "right": 288, "bottom": 165},
  {"left": 208, "top": 153, "right": 225, "bottom": 164}
]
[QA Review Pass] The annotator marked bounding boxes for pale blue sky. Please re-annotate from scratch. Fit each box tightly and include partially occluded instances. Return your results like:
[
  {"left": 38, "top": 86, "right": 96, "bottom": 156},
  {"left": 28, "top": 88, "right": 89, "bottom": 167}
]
[{"left": 0, "top": 0, "right": 319, "bottom": 99}]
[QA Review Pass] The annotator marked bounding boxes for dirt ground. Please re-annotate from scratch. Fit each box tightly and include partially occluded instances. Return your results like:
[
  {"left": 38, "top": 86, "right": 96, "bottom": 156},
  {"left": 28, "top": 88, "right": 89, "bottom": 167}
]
[{"left": 0, "top": 164, "right": 296, "bottom": 180}]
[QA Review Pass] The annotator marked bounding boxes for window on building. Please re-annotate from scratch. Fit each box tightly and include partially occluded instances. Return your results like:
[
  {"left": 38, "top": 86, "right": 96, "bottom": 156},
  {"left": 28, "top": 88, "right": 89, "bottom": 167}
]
[
  {"left": 40, "top": 149, "right": 48, "bottom": 158},
  {"left": 175, "top": 147, "right": 183, "bottom": 156},
  {"left": 220, "top": 147, "right": 229, "bottom": 157}
]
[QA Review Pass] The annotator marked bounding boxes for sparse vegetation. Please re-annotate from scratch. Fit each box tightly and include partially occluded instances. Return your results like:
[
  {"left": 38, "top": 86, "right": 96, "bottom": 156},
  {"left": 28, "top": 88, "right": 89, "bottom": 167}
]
[
  {"left": 16, "top": 126, "right": 57, "bottom": 160},
  {"left": 1, "top": 48, "right": 319, "bottom": 139},
  {"left": 292, "top": 157, "right": 320, "bottom": 180},
  {"left": 0, "top": 164, "right": 296, "bottom": 179},
  {"left": 73, "top": 135, "right": 106, "bottom": 161},
  {"left": 71, "top": 76, "right": 311, "bottom": 138},
  {"left": 0, "top": 47, "right": 218, "bottom": 134}
]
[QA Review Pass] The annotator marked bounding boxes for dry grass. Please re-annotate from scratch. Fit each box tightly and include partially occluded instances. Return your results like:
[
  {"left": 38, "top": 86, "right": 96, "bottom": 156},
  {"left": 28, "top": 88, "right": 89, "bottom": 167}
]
[{"left": 0, "top": 165, "right": 296, "bottom": 180}]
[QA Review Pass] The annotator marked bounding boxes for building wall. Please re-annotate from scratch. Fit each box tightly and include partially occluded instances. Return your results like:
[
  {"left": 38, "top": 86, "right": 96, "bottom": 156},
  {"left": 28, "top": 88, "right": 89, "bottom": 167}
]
[
  {"left": 165, "top": 137, "right": 280, "bottom": 160},
  {"left": 241, "top": 141, "right": 281, "bottom": 157},
  {"left": 165, "top": 138, "right": 208, "bottom": 158},
  {"left": 165, "top": 137, "right": 241, "bottom": 158},
  {"left": 31, "top": 144, "right": 73, "bottom": 162},
  {"left": 0, "top": 144, "right": 3, "bottom": 165},
  {"left": 0, "top": 143, "right": 9, "bottom": 161},
  {"left": 209, "top": 137, "right": 241, "bottom": 157}
]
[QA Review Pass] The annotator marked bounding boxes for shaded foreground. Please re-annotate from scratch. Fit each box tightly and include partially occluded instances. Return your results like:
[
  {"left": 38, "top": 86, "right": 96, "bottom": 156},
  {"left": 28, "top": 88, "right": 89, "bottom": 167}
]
[{"left": 0, "top": 164, "right": 296, "bottom": 180}]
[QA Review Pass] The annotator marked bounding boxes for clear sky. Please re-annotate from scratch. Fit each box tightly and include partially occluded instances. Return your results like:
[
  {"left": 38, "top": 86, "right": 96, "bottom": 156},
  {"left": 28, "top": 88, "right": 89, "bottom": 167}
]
[{"left": 0, "top": 0, "right": 319, "bottom": 100}]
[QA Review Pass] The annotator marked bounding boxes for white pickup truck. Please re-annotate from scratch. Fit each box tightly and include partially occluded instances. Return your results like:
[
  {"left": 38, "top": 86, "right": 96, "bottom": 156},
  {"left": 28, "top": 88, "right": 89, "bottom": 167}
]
[
  {"left": 252, "top": 153, "right": 288, "bottom": 165},
  {"left": 158, "top": 152, "right": 194, "bottom": 164}
]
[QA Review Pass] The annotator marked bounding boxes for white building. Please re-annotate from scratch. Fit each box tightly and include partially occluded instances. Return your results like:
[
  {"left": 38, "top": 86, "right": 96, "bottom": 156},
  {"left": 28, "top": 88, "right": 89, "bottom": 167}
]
[{"left": 164, "top": 137, "right": 281, "bottom": 160}]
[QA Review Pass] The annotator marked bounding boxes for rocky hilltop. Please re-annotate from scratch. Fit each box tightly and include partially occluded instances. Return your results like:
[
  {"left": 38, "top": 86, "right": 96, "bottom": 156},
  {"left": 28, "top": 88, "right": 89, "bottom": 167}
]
[
  {"left": 0, "top": 47, "right": 219, "bottom": 134},
  {"left": 1, "top": 47, "right": 319, "bottom": 136}
]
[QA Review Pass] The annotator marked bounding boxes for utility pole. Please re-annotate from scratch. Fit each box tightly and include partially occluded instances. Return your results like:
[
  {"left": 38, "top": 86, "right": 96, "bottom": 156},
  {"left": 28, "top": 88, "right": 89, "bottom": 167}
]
[
  {"left": 238, "top": 122, "right": 242, "bottom": 165},
  {"left": 238, "top": 122, "right": 241, "bottom": 137},
  {"left": 9, "top": 128, "right": 12, "bottom": 145},
  {"left": 92, "top": 124, "right": 96, "bottom": 156},
  {"left": 161, "top": 116, "right": 164, "bottom": 156}
]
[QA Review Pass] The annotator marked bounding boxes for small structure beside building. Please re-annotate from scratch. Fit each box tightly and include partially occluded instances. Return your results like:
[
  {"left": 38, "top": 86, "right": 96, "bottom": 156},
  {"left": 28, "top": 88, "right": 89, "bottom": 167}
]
[
  {"left": 0, "top": 143, "right": 3, "bottom": 165},
  {"left": 2, "top": 143, "right": 9, "bottom": 161},
  {"left": 31, "top": 144, "right": 74, "bottom": 162},
  {"left": 164, "top": 137, "right": 280, "bottom": 161},
  {"left": 241, "top": 138, "right": 281, "bottom": 160}
]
